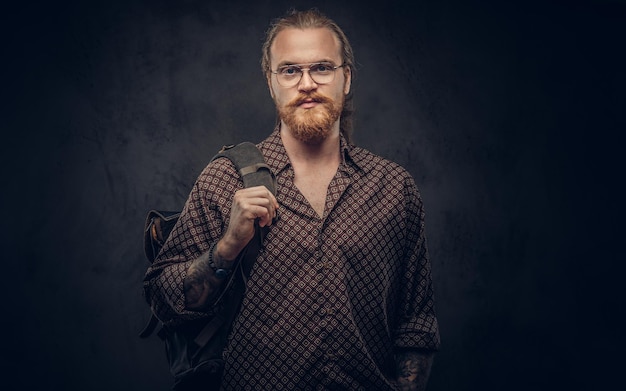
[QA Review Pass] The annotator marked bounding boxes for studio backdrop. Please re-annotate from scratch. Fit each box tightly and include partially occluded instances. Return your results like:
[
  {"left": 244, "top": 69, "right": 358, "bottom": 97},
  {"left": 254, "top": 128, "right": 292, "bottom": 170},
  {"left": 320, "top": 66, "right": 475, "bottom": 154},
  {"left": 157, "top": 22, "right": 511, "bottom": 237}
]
[{"left": 3, "top": 0, "right": 624, "bottom": 390}]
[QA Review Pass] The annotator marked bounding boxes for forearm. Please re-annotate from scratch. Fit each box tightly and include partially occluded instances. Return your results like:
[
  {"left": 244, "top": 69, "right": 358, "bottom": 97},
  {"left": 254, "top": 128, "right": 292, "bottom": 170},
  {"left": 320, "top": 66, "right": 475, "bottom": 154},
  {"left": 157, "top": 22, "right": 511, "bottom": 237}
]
[
  {"left": 183, "top": 242, "right": 237, "bottom": 310},
  {"left": 395, "top": 350, "right": 434, "bottom": 391}
]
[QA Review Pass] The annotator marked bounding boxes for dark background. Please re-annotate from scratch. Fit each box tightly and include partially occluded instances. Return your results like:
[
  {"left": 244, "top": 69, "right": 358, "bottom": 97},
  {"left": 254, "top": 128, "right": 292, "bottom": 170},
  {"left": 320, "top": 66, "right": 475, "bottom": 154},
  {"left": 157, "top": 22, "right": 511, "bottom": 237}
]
[{"left": 2, "top": 0, "right": 624, "bottom": 390}]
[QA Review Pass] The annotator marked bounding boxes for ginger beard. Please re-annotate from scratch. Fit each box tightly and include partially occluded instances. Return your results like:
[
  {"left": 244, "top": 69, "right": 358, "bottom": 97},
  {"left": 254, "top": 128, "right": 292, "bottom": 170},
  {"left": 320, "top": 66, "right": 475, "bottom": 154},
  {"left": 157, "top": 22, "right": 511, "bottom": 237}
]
[{"left": 278, "top": 91, "right": 344, "bottom": 144}]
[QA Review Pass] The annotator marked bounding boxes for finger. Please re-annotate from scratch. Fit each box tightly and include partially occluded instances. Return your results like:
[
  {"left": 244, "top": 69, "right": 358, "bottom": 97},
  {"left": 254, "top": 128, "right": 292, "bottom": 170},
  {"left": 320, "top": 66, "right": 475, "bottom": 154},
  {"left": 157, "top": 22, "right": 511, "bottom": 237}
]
[
  {"left": 240, "top": 185, "right": 277, "bottom": 203},
  {"left": 245, "top": 205, "right": 273, "bottom": 227},
  {"left": 239, "top": 186, "right": 278, "bottom": 218},
  {"left": 267, "top": 188, "right": 279, "bottom": 210},
  {"left": 259, "top": 186, "right": 279, "bottom": 216},
  {"left": 239, "top": 185, "right": 270, "bottom": 196},
  {"left": 233, "top": 187, "right": 278, "bottom": 224}
]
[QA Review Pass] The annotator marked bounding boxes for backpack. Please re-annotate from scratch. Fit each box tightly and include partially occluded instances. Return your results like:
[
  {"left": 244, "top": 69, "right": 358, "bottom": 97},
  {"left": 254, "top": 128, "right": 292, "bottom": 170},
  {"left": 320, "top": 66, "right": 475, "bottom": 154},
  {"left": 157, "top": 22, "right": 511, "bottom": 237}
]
[{"left": 141, "top": 142, "right": 275, "bottom": 390}]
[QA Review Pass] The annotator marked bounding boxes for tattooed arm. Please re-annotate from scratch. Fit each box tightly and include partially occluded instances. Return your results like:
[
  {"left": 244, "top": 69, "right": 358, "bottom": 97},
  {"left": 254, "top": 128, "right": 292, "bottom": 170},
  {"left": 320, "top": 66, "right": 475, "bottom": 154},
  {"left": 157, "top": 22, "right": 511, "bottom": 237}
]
[
  {"left": 183, "top": 244, "right": 235, "bottom": 310},
  {"left": 394, "top": 350, "right": 434, "bottom": 391},
  {"left": 184, "top": 184, "right": 278, "bottom": 310}
]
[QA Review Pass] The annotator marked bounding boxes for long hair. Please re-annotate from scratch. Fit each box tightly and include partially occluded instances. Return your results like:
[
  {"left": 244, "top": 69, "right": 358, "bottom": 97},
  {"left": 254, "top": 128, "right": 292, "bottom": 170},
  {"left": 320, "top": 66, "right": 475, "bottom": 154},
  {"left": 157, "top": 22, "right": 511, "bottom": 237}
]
[{"left": 261, "top": 9, "right": 356, "bottom": 143}]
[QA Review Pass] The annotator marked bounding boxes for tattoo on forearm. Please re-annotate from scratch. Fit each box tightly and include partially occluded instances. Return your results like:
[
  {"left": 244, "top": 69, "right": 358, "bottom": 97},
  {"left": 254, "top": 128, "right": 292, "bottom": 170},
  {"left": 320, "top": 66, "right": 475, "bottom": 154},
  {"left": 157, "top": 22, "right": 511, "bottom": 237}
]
[
  {"left": 183, "top": 251, "right": 215, "bottom": 309},
  {"left": 396, "top": 351, "right": 434, "bottom": 391}
]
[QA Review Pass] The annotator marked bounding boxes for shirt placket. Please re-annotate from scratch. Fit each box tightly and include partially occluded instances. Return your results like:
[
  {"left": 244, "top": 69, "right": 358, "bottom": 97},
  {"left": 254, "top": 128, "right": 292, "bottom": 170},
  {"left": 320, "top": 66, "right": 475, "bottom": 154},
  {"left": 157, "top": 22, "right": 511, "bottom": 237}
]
[{"left": 314, "top": 167, "right": 351, "bottom": 384}]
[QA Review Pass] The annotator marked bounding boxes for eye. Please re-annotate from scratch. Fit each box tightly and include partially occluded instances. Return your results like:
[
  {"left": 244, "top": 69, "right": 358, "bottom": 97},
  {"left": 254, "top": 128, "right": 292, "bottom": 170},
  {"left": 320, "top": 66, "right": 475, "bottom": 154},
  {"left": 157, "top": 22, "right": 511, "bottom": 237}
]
[
  {"left": 311, "top": 63, "right": 333, "bottom": 73},
  {"left": 279, "top": 65, "right": 301, "bottom": 76}
]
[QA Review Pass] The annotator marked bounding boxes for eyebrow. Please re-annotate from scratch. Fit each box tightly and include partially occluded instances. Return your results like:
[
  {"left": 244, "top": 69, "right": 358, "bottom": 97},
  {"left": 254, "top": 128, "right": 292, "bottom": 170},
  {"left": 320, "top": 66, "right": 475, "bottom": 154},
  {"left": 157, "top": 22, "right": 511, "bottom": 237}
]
[{"left": 275, "top": 59, "right": 337, "bottom": 68}]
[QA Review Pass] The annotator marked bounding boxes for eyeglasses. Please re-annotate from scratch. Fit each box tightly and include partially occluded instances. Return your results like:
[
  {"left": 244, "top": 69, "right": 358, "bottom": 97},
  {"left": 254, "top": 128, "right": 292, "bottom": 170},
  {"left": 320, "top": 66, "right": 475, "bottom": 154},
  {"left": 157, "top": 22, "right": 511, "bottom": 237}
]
[{"left": 271, "top": 62, "right": 345, "bottom": 88}]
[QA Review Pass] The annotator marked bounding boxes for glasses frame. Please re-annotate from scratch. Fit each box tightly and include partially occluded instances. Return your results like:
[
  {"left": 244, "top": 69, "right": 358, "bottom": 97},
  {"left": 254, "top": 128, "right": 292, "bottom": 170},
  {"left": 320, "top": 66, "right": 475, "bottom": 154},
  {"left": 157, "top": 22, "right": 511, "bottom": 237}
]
[{"left": 271, "top": 62, "right": 346, "bottom": 87}]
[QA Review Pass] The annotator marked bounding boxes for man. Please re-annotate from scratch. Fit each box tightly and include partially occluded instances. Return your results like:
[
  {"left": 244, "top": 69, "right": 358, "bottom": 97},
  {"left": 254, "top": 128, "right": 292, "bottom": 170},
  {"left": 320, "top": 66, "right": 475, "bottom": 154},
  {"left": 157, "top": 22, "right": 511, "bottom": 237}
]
[{"left": 144, "top": 8, "right": 440, "bottom": 390}]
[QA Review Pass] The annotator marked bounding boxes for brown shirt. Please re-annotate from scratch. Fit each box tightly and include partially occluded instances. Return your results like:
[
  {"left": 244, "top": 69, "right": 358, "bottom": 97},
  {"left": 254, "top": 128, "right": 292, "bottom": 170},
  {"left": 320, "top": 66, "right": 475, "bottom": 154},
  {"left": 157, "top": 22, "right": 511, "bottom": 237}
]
[{"left": 144, "top": 129, "right": 440, "bottom": 390}]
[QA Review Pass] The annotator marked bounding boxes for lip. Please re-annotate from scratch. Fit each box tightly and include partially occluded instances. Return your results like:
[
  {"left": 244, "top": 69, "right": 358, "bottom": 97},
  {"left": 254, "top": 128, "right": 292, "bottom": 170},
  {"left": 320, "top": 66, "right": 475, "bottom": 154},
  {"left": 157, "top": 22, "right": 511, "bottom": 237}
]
[{"left": 298, "top": 99, "right": 320, "bottom": 109}]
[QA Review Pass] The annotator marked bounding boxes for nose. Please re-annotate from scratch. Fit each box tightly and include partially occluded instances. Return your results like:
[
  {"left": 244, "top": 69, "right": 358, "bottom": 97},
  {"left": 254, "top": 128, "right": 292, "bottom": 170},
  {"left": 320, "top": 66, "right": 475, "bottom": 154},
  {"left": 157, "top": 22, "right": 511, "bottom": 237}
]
[{"left": 297, "top": 69, "right": 318, "bottom": 92}]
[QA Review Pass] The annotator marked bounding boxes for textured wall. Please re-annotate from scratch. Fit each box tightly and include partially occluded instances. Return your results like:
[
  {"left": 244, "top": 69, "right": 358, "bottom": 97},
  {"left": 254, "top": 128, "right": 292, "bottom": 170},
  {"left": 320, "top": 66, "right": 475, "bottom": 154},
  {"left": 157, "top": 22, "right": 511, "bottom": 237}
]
[{"left": 3, "top": 0, "right": 624, "bottom": 390}]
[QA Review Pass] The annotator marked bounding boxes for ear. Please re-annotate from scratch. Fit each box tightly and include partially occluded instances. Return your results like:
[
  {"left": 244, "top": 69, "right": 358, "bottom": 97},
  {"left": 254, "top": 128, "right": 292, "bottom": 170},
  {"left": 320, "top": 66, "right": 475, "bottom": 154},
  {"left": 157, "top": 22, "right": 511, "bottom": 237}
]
[
  {"left": 267, "top": 74, "right": 275, "bottom": 99},
  {"left": 343, "top": 66, "right": 352, "bottom": 95}
]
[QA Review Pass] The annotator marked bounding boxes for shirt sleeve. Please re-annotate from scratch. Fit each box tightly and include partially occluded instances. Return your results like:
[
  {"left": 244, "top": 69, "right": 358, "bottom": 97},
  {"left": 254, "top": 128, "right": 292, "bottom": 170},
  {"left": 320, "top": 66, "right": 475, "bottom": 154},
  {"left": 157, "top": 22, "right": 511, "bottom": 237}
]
[
  {"left": 393, "top": 175, "right": 441, "bottom": 351},
  {"left": 142, "top": 157, "right": 242, "bottom": 325}
]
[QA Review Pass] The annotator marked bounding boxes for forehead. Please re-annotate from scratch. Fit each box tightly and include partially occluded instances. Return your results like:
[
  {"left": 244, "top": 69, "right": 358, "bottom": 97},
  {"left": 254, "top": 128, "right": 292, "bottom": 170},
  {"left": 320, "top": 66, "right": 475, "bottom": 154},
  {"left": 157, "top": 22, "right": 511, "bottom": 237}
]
[{"left": 270, "top": 27, "right": 341, "bottom": 65}]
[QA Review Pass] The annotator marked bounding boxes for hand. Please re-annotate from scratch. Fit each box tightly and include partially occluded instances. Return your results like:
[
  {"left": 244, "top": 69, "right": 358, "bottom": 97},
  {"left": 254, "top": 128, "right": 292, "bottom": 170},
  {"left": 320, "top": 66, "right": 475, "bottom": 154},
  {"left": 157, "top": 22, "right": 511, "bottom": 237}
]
[
  {"left": 394, "top": 350, "right": 434, "bottom": 391},
  {"left": 217, "top": 185, "right": 279, "bottom": 261}
]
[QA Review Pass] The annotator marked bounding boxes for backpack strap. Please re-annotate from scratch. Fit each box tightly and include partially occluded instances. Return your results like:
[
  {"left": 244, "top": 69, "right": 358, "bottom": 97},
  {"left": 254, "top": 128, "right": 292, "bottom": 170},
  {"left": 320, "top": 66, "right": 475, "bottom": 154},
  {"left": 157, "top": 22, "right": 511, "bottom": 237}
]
[
  {"left": 213, "top": 142, "right": 276, "bottom": 195},
  {"left": 211, "top": 142, "right": 276, "bottom": 278}
]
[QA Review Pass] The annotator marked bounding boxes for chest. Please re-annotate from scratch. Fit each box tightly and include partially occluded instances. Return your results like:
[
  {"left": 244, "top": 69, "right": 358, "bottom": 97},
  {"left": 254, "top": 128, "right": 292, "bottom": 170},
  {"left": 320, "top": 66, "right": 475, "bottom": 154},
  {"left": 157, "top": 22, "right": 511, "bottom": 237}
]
[{"left": 292, "top": 164, "right": 338, "bottom": 217}]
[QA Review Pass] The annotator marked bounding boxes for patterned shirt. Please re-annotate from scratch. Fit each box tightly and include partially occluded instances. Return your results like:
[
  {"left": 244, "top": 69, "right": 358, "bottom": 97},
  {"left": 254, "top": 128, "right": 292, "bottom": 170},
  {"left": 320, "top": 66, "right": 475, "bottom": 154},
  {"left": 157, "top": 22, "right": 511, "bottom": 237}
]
[{"left": 144, "top": 129, "right": 440, "bottom": 390}]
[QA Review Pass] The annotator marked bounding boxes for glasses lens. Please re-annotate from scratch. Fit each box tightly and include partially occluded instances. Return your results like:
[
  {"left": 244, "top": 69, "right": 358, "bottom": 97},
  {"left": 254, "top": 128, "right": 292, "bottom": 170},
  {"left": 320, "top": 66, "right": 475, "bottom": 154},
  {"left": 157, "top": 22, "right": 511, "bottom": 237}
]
[
  {"left": 310, "top": 63, "right": 335, "bottom": 85},
  {"left": 277, "top": 65, "right": 301, "bottom": 87}
]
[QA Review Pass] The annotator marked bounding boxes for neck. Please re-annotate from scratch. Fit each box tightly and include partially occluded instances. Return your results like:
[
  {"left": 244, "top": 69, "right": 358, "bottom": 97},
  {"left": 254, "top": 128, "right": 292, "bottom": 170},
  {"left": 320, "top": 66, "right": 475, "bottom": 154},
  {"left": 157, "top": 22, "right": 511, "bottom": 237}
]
[{"left": 280, "top": 121, "right": 341, "bottom": 164}]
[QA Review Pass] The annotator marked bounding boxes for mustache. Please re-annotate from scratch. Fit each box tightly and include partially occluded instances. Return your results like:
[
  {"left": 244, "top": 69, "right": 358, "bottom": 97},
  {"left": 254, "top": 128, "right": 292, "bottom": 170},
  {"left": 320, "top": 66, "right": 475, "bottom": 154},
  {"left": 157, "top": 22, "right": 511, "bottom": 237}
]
[{"left": 287, "top": 92, "right": 333, "bottom": 108}]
